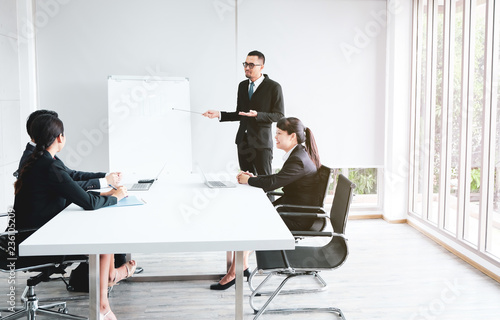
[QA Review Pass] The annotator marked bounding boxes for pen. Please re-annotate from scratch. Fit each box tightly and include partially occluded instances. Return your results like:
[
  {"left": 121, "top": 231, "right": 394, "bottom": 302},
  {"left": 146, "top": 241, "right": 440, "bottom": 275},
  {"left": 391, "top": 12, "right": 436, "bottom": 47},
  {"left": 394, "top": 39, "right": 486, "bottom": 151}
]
[{"left": 108, "top": 184, "right": 118, "bottom": 190}]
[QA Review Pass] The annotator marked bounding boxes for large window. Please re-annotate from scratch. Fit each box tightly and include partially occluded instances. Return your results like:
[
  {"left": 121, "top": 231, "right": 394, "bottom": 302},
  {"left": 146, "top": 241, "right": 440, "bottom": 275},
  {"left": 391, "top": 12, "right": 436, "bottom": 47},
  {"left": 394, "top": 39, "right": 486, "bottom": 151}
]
[
  {"left": 324, "top": 168, "right": 380, "bottom": 213},
  {"left": 411, "top": 0, "right": 500, "bottom": 262}
]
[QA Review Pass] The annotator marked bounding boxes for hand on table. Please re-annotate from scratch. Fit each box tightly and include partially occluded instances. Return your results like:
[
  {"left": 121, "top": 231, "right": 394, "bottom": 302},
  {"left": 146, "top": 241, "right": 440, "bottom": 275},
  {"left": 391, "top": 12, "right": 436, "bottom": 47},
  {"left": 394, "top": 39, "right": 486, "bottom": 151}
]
[
  {"left": 237, "top": 171, "right": 254, "bottom": 184},
  {"left": 108, "top": 186, "right": 128, "bottom": 201}
]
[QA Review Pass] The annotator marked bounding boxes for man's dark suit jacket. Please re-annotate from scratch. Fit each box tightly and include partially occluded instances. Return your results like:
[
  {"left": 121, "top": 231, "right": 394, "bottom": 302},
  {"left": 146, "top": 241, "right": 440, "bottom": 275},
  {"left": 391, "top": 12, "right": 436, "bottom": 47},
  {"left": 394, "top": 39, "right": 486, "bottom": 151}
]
[
  {"left": 248, "top": 145, "right": 320, "bottom": 205},
  {"left": 12, "top": 151, "right": 116, "bottom": 247},
  {"left": 220, "top": 74, "right": 284, "bottom": 149},
  {"left": 14, "top": 143, "right": 105, "bottom": 190}
]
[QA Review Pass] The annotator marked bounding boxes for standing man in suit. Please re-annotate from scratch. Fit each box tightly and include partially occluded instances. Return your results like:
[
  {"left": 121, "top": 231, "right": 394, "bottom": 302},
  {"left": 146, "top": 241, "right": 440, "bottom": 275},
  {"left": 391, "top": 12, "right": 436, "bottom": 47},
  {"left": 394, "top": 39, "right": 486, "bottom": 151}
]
[{"left": 203, "top": 50, "right": 284, "bottom": 175}]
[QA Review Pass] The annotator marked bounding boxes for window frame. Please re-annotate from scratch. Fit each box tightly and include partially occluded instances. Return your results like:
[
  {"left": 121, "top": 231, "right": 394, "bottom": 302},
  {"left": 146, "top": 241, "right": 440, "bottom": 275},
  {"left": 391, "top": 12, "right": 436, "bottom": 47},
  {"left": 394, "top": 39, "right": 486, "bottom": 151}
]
[{"left": 409, "top": 0, "right": 500, "bottom": 266}]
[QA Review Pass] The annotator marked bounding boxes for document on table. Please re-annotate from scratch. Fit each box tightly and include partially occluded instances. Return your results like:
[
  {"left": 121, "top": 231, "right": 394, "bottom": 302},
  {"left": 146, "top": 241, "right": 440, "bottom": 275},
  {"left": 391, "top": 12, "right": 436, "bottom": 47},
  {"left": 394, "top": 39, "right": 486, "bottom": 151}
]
[{"left": 111, "top": 195, "right": 145, "bottom": 207}]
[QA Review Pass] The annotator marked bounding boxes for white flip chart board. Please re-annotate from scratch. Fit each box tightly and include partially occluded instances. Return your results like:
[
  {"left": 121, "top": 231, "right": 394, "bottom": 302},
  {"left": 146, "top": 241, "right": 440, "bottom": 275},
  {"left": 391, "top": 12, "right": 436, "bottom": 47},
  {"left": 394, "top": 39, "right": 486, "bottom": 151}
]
[{"left": 108, "top": 76, "right": 192, "bottom": 178}]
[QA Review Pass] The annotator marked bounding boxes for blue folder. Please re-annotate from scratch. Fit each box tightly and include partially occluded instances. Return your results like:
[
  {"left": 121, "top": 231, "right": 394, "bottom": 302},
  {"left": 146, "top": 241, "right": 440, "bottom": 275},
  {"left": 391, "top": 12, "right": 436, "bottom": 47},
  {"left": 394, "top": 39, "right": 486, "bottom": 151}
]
[{"left": 111, "top": 195, "right": 145, "bottom": 207}]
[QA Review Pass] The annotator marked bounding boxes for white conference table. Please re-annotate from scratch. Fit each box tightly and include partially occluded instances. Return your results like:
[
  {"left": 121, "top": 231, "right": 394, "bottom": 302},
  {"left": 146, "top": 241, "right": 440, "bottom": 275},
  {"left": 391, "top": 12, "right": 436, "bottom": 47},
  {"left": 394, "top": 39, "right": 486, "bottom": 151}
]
[{"left": 19, "top": 173, "right": 295, "bottom": 320}]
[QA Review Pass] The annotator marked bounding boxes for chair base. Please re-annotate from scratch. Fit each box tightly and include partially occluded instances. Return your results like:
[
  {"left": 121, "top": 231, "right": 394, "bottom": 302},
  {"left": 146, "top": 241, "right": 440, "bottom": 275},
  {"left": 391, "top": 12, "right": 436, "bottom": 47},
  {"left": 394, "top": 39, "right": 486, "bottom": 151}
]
[
  {"left": 250, "top": 271, "right": 345, "bottom": 320},
  {"left": 1, "top": 307, "right": 87, "bottom": 320},
  {"left": 0, "top": 285, "right": 87, "bottom": 320},
  {"left": 253, "top": 307, "right": 346, "bottom": 320},
  {"left": 248, "top": 269, "right": 327, "bottom": 295}
]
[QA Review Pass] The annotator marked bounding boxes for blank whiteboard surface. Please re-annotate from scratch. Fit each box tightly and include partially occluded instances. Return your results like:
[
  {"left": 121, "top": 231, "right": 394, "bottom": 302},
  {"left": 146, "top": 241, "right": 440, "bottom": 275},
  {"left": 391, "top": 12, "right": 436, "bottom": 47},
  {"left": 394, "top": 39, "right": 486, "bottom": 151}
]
[{"left": 108, "top": 76, "right": 192, "bottom": 178}]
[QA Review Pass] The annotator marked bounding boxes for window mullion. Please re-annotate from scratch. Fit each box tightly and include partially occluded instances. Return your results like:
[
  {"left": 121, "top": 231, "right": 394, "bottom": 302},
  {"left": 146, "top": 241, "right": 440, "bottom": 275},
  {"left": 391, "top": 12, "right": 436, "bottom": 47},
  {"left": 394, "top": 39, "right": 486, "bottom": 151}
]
[
  {"left": 423, "top": 0, "right": 435, "bottom": 221},
  {"left": 428, "top": 0, "right": 439, "bottom": 224},
  {"left": 409, "top": 0, "right": 420, "bottom": 214},
  {"left": 480, "top": 0, "right": 496, "bottom": 253},
  {"left": 439, "top": 0, "right": 452, "bottom": 230},
  {"left": 457, "top": 0, "right": 472, "bottom": 241},
  {"left": 486, "top": 0, "right": 500, "bottom": 259}
]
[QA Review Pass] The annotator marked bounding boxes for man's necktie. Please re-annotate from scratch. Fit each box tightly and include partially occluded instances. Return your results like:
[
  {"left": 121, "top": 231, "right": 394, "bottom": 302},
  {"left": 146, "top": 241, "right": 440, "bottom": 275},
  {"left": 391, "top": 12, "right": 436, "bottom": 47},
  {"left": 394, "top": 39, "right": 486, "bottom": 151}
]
[{"left": 248, "top": 82, "right": 254, "bottom": 100}]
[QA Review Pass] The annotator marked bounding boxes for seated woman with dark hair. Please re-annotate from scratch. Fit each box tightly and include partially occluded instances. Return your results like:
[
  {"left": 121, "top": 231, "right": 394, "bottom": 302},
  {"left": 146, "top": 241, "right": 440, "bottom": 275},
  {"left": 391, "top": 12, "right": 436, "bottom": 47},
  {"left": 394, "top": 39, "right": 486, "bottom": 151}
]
[
  {"left": 238, "top": 116, "right": 322, "bottom": 230},
  {"left": 13, "top": 114, "right": 135, "bottom": 320},
  {"left": 210, "top": 116, "right": 322, "bottom": 290}
]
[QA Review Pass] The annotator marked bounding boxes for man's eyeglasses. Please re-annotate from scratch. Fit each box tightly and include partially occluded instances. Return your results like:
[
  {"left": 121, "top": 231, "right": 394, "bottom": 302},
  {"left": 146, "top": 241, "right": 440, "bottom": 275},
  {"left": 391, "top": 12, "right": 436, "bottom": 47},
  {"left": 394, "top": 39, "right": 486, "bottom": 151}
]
[{"left": 242, "top": 62, "right": 262, "bottom": 69}]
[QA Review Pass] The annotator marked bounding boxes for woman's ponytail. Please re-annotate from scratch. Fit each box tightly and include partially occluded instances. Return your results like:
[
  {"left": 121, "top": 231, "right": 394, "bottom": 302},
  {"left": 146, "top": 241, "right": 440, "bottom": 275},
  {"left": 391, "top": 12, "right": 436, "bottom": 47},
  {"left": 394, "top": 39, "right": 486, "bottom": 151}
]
[
  {"left": 305, "top": 127, "right": 321, "bottom": 169},
  {"left": 14, "top": 144, "right": 45, "bottom": 194}
]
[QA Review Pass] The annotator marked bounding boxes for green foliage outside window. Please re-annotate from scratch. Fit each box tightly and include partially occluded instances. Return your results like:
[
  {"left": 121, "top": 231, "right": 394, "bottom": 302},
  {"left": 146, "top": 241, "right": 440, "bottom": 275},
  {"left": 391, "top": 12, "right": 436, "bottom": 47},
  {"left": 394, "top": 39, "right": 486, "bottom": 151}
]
[
  {"left": 347, "top": 168, "right": 377, "bottom": 195},
  {"left": 470, "top": 168, "right": 481, "bottom": 192}
]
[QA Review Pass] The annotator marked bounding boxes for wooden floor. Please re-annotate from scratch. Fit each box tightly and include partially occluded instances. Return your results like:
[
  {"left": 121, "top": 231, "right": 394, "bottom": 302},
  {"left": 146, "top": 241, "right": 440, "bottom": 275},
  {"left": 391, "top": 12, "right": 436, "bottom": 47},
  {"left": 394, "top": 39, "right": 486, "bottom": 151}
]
[{"left": 1, "top": 219, "right": 500, "bottom": 319}]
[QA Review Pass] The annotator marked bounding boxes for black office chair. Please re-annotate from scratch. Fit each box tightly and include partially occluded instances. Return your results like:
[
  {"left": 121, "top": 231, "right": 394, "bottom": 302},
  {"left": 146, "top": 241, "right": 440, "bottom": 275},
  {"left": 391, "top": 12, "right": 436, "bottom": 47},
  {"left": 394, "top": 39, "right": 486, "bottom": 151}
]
[
  {"left": 270, "top": 164, "right": 333, "bottom": 234},
  {"left": 249, "top": 174, "right": 355, "bottom": 320},
  {"left": 0, "top": 224, "right": 88, "bottom": 320},
  {"left": 250, "top": 165, "right": 334, "bottom": 291}
]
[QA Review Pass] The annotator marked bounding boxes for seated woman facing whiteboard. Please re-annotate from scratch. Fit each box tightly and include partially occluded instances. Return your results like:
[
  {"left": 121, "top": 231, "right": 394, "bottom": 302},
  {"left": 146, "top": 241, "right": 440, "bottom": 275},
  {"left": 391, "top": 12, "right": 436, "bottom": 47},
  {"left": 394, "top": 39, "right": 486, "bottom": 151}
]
[
  {"left": 13, "top": 114, "right": 136, "bottom": 320},
  {"left": 210, "top": 116, "right": 322, "bottom": 290}
]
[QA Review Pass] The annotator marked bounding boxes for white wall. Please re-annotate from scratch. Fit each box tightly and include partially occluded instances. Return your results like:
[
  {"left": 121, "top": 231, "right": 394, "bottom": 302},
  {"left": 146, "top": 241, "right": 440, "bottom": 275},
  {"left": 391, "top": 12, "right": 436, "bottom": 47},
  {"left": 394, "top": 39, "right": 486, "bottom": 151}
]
[
  {"left": 0, "top": 0, "right": 22, "bottom": 214},
  {"left": 33, "top": 0, "right": 387, "bottom": 176},
  {"left": 238, "top": 0, "right": 387, "bottom": 169},
  {"left": 35, "top": 0, "right": 237, "bottom": 173}
]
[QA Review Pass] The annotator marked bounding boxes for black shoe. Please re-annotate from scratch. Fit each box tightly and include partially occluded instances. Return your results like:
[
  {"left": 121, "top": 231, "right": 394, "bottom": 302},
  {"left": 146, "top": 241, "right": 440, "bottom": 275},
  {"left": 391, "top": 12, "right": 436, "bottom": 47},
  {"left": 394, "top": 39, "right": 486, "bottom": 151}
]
[
  {"left": 210, "top": 279, "right": 235, "bottom": 290},
  {"left": 218, "top": 268, "right": 251, "bottom": 282},
  {"left": 244, "top": 268, "right": 251, "bottom": 280}
]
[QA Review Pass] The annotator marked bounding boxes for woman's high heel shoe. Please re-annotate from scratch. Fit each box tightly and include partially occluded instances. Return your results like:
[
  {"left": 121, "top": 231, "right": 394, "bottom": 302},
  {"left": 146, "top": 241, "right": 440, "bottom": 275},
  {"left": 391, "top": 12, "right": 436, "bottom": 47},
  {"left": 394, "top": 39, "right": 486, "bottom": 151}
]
[
  {"left": 244, "top": 268, "right": 251, "bottom": 280},
  {"left": 108, "top": 260, "right": 137, "bottom": 287},
  {"left": 211, "top": 268, "right": 252, "bottom": 290},
  {"left": 210, "top": 278, "right": 235, "bottom": 290},
  {"left": 100, "top": 310, "right": 114, "bottom": 320},
  {"left": 218, "top": 268, "right": 251, "bottom": 282}
]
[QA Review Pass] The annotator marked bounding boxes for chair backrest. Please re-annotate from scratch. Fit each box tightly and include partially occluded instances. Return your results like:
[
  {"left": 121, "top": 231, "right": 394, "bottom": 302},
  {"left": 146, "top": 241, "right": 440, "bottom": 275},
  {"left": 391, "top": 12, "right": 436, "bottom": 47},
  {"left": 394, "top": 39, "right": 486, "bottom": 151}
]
[
  {"left": 314, "top": 165, "right": 333, "bottom": 206},
  {"left": 329, "top": 174, "right": 355, "bottom": 234}
]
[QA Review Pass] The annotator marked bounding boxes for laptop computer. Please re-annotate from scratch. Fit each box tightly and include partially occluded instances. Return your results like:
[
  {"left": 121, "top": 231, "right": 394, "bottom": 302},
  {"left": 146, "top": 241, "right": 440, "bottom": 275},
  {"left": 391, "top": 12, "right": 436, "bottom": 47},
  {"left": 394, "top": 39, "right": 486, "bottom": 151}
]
[
  {"left": 128, "top": 162, "right": 167, "bottom": 191},
  {"left": 198, "top": 166, "right": 236, "bottom": 188}
]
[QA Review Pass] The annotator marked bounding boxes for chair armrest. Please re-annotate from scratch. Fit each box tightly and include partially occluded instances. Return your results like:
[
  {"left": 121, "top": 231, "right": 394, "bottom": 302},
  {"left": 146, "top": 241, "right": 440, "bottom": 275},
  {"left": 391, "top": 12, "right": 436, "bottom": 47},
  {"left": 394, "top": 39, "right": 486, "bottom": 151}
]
[
  {"left": 0, "top": 228, "right": 38, "bottom": 237},
  {"left": 292, "top": 230, "right": 332, "bottom": 237},
  {"left": 278, "top": 212, "right": 329, "bottom": 218},
  {"left": 275, "top": 204, "right": 328, "bottom": 218},
  {"left": 274, "top": 204, "right": 326, "bottom": 212},
  {"left": 267, "top": 191, "right": 284, "bottom": 197},
  {"left": 0, "top": 228, "right": 40, "bottom": 257},
  {"left": 291, "top": 231, "right": 347, "bottom": 239}
]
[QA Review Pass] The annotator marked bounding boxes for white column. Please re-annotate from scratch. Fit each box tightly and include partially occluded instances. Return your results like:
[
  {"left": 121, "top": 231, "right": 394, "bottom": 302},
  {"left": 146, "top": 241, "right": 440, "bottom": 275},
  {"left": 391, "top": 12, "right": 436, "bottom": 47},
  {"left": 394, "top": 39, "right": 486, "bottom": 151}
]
[
  {"left": 383, "top": 0, "right": 413, "bottom": 222},
  {"left": 0, "top": 0, "right": 22, "bottom": 215},
  {"left": 17, "top": 0, "right": 38, "bottom": 124}
]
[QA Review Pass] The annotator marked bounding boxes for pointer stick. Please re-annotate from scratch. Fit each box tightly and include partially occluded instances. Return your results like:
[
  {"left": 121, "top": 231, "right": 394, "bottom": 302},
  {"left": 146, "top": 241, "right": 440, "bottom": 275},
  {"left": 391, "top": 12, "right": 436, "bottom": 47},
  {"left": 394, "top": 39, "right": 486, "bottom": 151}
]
[{"left": 172, "top": 108, "right": 203, "bottom": 115}]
